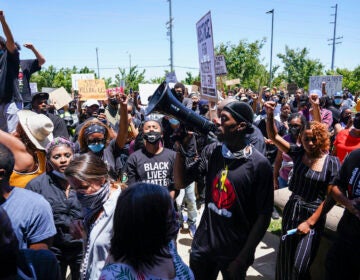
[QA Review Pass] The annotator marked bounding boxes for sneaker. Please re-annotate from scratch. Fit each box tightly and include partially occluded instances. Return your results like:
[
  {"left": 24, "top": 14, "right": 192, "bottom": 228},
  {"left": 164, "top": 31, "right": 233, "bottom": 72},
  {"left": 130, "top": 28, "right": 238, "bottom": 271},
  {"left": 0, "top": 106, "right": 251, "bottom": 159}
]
[{"left": 189, "top": 224, "right": 197, "bottom": 238}]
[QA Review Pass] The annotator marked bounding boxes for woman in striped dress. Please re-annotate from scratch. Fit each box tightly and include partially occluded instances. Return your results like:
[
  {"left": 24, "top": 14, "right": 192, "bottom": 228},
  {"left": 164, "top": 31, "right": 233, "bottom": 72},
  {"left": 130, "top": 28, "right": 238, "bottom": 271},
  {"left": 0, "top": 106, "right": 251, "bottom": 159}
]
[{"left": 265, "top": 100, "right": 340, "bottom": 279}]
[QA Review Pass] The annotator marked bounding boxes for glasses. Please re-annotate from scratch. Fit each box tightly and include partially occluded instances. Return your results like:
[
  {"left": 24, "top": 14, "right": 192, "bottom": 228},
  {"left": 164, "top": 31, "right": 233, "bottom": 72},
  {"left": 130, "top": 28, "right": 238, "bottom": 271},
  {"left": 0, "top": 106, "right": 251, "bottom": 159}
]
[
  {"left": 289, "top": 124, "right": 301, "bottom": 128},
  {"left": 87, "top": 138, "right": 105, "bottom": 145},
  {"left": 303, "top": 137, "right": 317, "bottom": 143}
]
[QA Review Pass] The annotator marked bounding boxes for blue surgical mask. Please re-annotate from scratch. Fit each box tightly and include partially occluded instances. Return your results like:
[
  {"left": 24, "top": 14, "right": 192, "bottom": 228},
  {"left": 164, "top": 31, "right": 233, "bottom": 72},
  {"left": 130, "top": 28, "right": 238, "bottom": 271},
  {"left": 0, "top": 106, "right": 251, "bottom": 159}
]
[
  {"left": 334, "top": 99, "right": 342, "bottom": 105},
  {"left": 169, "top": 118, "right": 180, "bottom": 126},
  {"left": 88, "top": 143, "right": 105, "bottom": 153}
]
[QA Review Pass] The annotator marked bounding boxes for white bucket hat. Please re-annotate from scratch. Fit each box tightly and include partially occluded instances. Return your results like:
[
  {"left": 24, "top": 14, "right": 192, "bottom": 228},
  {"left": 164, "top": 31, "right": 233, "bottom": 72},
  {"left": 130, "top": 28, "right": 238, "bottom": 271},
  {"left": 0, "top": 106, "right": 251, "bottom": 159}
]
[{"left": 17, "top": 110, "right": 54, "bottom": 150}]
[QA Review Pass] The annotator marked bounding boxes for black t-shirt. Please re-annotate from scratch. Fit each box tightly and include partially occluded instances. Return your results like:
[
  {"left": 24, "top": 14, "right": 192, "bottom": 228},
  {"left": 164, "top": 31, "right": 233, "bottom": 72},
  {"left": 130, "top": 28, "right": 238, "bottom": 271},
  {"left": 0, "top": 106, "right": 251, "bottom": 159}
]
[
  {"left": 20, "top": 59, "right": 41, "bottom": 103},
  {"left": 191, "top": 145, "right": 273, "bottom": 259},
  {"left": 125, "top": 147, "right": 176, "bottom": 189},
  {"left": 333, "top": 149, "right": 360, "bottom": 241},
  {"left": 0, "top": 49, "right": 21, "bottom": 103}
]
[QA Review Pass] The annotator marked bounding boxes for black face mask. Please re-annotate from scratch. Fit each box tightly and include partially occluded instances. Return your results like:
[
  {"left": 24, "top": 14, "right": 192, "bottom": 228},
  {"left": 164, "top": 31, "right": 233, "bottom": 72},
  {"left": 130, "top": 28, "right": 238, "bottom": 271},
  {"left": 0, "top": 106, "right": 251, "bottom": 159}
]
[
  {"left": 143, "top": 131, "right": 162, "bottom": 144},
  {"left": 289, "top": 127, "right": 301, "bottom": 140},
  {"left": 109, "top": 98, "right": 118, "bottom": 105},
  {"left": 340, "top": 116, "right": 350, "bottom": 125}
]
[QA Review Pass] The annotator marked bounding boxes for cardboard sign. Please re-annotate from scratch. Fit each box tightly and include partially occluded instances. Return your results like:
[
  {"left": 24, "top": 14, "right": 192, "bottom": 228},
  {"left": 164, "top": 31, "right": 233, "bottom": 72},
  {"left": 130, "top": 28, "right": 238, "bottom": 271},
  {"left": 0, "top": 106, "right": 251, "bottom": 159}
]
[
  {"left": 309, "top": 75, "right": 342, "bottom": 97},
  {"left": 48, "top": 87, "right": 73, "bottom": 110},
  {"left": 196, "top": 11, "right": 217, "bottom": 100},
  {"left": 225, "top": 78, "right": 240, "bottom": 86},
  {"left": 287, "top": 83, "right": 298, "bottom": 96},
  {"left": 78, "top": 79, "right": 107, "bottom": 101},
  {"left": 215, "top": 55, "right": 227, "bottom": 76},
  {"left": 71, "top": 73, "right": 95, "bottom": 91}
]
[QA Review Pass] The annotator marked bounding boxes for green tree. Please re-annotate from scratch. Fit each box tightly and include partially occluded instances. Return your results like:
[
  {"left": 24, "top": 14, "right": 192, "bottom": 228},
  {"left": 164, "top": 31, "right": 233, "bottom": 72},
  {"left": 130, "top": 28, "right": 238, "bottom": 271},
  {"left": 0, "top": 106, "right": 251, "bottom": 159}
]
[
  {"left": 115, "top": 65, "right": 146, "bottom": 93},
  {"left": 277, "top": 46, "right": 324, "bottom": 89},
  {"left": 326, "top": 66, "right": 360, "bottom": 94},
  {"left": 182, "top": 71, "right": 200, "bottom": 85},
  {"left": 215, "top": 39, "right": 268, "bottom": 90},
  {"left": 30, "top": 65, "right": 96, "bottom": 92}
]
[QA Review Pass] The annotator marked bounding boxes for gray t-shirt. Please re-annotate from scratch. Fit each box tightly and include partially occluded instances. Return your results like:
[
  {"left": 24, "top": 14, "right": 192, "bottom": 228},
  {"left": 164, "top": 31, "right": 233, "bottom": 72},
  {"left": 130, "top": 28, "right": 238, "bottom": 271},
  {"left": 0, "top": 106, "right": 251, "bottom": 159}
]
[{"left": 2, "top": 187, "right": 56, "bottom": 248}]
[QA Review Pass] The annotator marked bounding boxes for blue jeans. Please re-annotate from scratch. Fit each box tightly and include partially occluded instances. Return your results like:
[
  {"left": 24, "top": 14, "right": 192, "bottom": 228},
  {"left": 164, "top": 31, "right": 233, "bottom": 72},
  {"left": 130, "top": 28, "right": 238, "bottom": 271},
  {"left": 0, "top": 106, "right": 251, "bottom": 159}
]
[
  {"left": 0, "top": 101, "right": 23, "bottom": 132},
  {"left": 176, "top": 182, "right": 197, "bottom": 225}
]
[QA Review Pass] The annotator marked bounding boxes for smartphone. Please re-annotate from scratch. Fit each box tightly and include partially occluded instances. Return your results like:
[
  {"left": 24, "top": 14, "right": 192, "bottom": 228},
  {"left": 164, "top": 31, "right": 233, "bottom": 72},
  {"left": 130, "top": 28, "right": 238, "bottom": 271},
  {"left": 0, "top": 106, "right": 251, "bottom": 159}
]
[{"left": 98, "top": 108, "right": 105, "bottom": 114}]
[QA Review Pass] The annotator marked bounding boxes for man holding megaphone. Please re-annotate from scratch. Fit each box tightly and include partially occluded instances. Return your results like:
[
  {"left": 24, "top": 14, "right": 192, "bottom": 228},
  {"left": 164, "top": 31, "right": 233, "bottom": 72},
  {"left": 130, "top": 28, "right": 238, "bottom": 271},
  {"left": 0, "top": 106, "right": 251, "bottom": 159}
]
[{"left": 174, "top": 100, "right": 273, "bottom": 280}]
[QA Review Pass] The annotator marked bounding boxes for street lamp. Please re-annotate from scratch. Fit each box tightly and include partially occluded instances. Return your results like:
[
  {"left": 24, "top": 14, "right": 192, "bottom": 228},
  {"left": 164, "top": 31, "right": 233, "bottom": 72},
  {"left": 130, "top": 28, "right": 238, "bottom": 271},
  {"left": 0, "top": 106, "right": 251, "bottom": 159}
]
[{"left": 266, "top": 9, "right": 274, "bottom": 87}]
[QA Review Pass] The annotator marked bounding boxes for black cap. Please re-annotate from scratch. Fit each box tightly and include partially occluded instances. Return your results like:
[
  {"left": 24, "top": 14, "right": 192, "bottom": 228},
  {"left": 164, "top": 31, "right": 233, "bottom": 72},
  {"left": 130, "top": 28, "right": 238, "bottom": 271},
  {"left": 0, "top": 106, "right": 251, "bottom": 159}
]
[
  {"left": 223, "top": 101, "right": 254, "bottom": 124},
  {"left": 31, "top": 92, "right": 49, "bottom": 102}
]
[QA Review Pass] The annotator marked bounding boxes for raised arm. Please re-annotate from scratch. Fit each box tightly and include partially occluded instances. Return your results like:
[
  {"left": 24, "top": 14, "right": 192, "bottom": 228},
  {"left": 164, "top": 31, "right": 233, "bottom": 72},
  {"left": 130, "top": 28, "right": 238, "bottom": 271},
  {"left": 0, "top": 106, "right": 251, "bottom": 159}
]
[
  {"left": 24, "top": 43, "right": 46, "bottom": 66},
  {"left": 264, "top": 101, "right": 290, "bottom": 154},
  {"left": 309, "top": 93, "right": 321, "bottom": 123},
  {"left": 115, "top": 93, "right": 128, "bottom": 149},
  {"left": 0, "top": 11, "right": 16, "bottom": 53}
]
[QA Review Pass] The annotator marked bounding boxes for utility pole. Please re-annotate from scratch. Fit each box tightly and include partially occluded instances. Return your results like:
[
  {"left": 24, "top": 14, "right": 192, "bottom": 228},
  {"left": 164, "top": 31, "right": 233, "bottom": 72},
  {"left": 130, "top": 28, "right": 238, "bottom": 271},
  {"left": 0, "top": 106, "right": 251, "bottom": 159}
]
[
  {"left": 96, "top": 47, "right": 100, "bottom": 78},
  {"left": 328, "top": 4, "right": 343, "bottom": 71},
  {"left": 166, "top": 0, "right": 174, "bottom": 72},
  {"left": 266, "top": 9, "right": 274, "bottom": 87}
]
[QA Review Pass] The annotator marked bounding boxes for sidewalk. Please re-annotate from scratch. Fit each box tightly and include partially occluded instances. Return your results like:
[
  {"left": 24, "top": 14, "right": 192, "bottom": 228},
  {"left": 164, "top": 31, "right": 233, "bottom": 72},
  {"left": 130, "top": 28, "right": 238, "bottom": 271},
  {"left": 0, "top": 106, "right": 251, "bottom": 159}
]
[{"left": 176, "top": 223, "right": 279, "bottom": 279}]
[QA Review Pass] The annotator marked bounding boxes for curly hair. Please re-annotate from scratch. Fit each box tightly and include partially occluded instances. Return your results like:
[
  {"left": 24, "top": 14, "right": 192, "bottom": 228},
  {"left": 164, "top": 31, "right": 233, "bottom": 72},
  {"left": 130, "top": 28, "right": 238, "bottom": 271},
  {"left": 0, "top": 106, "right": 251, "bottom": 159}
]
[
  {"left": 78, "top": 118, "right": 110, "bottom": 152},
  {"left": 301, "top": 121, "right": 330, "bottom": 153}
]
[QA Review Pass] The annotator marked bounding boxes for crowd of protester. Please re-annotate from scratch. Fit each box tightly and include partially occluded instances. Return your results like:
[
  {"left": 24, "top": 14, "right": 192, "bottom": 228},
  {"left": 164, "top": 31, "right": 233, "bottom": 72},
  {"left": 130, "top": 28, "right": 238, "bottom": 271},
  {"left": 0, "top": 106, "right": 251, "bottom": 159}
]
[{"left": 1, "top": 9, "right": 360, "bottom": 280}]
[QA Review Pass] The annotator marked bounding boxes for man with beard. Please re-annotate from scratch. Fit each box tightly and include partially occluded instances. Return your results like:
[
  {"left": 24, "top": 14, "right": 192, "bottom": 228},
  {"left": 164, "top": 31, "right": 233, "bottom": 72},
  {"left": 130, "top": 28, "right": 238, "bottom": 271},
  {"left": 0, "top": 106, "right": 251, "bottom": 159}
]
[
  {"left": 175, "top": 101, "right": 273, "bottom": 280},
  {"left": 31, "top": 92, "right": 69, "bottom": 138}
]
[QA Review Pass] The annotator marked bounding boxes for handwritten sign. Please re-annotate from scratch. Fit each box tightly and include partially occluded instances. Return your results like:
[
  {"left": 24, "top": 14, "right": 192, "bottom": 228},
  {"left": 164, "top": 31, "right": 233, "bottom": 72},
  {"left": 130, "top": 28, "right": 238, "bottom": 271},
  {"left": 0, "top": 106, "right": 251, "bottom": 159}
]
[
  {"left": 165, "top": 72, "right": 178, "bottom": 83},
  {"left": 71, "top": 73, "right": 95, "bottom": 91},
  {"left": 309, "top": 75, "right": 342, "bottom": 97},
  {"left": 215, "top": 55, "right": 227, "bottom": 76},
  {"left": 78, "top": 79, "right": 107, "bottom": 101},
  {"left": 196, "top": 11, "right": 217, "bottom": 100}
]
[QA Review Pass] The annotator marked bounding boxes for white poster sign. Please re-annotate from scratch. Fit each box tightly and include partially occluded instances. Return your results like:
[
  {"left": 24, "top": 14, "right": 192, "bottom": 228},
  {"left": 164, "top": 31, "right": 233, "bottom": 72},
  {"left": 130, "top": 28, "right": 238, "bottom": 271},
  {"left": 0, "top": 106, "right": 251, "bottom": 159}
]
[
  {"left": 165, "top": 72, "right": 178, "bottom": 84},
  {"left": 215, "top": 55, "right": 227, "bottom": 76},
  {"left": 29, "top": 82, "right": 38, "bottom": 94},
  {"left": 71, "top": 73, "right": 95, "bottom": 91},
  {"left": 196, "top": 11, "right": 217, "bottom": 100},
  {"left": 48, "top": 87, "right": 73, "bottom": 110},
  {"left": 309, "top": 75, "right": 342, "bottom": 97}
]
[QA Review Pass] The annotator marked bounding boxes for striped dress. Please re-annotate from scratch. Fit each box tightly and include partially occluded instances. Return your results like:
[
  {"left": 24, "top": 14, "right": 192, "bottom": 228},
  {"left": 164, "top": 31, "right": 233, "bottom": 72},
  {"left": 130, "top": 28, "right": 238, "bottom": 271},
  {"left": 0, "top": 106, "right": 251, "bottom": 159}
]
[{"left": 276, "top": 144, "right": 340, "bottom": 280}]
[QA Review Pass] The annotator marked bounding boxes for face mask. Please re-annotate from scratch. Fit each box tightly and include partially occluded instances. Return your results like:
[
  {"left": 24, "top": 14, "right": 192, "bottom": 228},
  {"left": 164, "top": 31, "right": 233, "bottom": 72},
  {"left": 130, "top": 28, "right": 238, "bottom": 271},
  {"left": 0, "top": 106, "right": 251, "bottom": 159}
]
[
  {"left": 340, "top": 116, "right": 350, "bottom": 125},
  {"left": 77, "top": 182, "right": 110, "bottom": 229},
  {"left": 52, "top": 170, "right": 67, "bottom": 180},
  {"left": 143, "top": 131, "right": 162, "bottom": 144},
  {"left": 0, "top": 49, "right": 4, "bottom": 56},
  {"left": 109, "top": 98, "right": 118, "bottom": 105},
  {"left": 289, "top": 127, "right": 301, "bottom": 139},
  {"left": 88, "top": 143, "right": 105, "bottom": 153},
  {"left": 334, "top": 99, "right": 342, "bottom": 105},
  {"left": 221, "top": 144, "right": 252, "bottom": 159}
]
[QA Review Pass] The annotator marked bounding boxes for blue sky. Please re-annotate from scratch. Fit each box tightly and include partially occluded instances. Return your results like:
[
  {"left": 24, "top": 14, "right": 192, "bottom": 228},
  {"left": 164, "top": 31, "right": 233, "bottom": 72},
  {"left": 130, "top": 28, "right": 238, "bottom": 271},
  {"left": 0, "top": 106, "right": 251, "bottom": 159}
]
[{"left": 3, "top": 0, "right": 359, "bottom": 83}]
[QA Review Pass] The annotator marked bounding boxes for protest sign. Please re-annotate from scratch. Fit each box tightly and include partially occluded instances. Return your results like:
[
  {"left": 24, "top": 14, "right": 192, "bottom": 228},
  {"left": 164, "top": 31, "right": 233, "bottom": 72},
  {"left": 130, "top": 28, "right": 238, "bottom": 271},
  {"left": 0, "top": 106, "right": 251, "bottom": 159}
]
[
  {"left": 78, "top": 79, "right": 107, "bottom": 100},
  {"left": 287, "top": 83, "right": 298, "bottom": 96},
  {"left": 48, "top": 87, "right": 73, "bottom": 110},
  {"left": 165, "top": 72, "right": 178, "bottom": 83},
  {"left": 225, "top": 78, "right": 240, "bottom": 86},
  {"left": 71, "top": 73, "right": 95, "bottom": 91},
  {"left": 196, "top": 11, "right": 217, "bottom": 100},
  {"left": 215, "top": 55, "right": 227, "bottom": 76},
  {"left": 29, "top": 82, "right": 38, "bottom": 94},
  {"left": 309, "top": 75, "right": 342, "bottom": 97}
]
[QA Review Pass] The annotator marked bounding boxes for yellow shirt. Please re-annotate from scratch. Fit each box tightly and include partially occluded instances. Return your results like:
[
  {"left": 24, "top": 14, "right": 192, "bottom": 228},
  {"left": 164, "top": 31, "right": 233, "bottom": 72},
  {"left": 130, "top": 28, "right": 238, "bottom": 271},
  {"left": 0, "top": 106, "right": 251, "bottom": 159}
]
[{"left": 9, "top": 151, "right": 46, "bottom": 188}]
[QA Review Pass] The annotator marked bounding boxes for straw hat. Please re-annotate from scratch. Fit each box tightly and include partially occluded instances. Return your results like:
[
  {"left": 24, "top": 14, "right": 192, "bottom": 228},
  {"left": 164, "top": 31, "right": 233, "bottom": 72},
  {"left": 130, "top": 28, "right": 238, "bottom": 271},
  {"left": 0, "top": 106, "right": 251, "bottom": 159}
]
[{"left": 17, "top": 110, "right": 54, "bottom": 150}]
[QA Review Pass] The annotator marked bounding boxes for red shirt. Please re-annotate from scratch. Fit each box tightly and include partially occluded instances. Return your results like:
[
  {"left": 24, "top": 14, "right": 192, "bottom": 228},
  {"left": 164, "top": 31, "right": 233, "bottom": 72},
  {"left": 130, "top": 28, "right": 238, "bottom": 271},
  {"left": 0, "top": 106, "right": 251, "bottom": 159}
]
[{"left": 334, "top": 129, "right": 360, "bottom": 163}]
